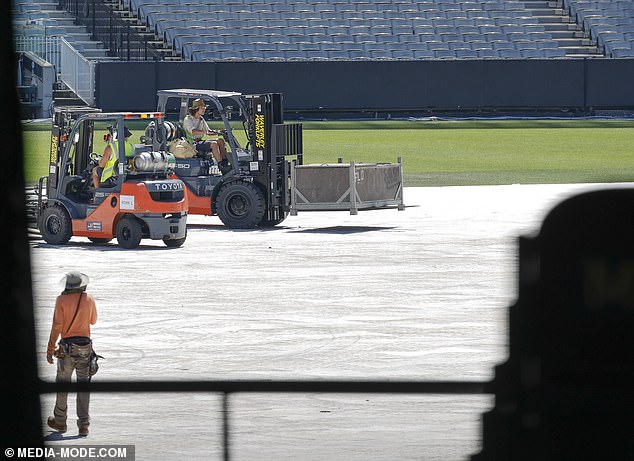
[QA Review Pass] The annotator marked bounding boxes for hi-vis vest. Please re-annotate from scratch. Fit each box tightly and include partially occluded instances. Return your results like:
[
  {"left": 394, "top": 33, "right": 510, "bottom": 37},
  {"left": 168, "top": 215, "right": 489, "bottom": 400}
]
[
  {"left": 100, "top": 141, "right": 118, "bottom": 183},
  {"left": 100, "top": 141, "right": 133, "bottom": 183},
  {"left": 124, "top": 141, "right": 133, "bottom": 158},
  {"left": 184, "top": 114, "right": 206, "bottom": 143}
]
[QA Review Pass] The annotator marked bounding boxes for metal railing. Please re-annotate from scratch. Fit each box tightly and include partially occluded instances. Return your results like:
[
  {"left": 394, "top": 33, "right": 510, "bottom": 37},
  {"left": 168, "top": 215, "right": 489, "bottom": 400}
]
[
  {"left": 40, "top": 378, "right": 490, "bottom": 461},
  {"left": 58, "top": 0, "right": 170, "bottom": 60},
  {"left": 60, "top": 37, "right": 95, "bottom": 105},
  {"left": 14, "top": 36, "right": 61, "bottom": 71}
]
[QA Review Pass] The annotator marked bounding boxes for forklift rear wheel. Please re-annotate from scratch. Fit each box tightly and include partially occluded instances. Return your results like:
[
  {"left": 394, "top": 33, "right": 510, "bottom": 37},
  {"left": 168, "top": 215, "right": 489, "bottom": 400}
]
[
  {"left": 216, "top": 181, "right": 265, "bottom": 229},
  {"left": 163, "top": 235, "right": 186, "bottom": 248},
  {"left": 39, "top": 205, "right": 72, "bottom": 245},
  {"left": 116, "top": 216, "right": 143, "bottom": 249}
]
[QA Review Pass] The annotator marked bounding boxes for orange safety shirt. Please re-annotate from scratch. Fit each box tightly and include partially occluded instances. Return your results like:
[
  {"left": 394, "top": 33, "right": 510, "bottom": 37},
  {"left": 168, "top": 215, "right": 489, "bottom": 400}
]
[{"left": 47, "top": 292, "right": 98, "bottom": 355}]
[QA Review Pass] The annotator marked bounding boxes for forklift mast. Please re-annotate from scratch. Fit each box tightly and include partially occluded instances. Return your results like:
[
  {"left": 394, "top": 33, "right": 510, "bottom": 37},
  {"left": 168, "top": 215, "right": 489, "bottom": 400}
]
[
  {"left": 48, "top": 110, "right": 63, "bottom": 192},
  {"left": 245, "top": 93, "right": 302, "bottom": 223},
  {"left": 48, "top": 107, "right": 100, "bottom": 197}
]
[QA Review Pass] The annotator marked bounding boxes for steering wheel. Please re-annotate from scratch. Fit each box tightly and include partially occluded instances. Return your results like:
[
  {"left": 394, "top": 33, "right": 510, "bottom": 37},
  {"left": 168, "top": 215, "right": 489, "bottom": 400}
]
[
  {"left": 217, "top": 129, "right": 230, "bottom": 142},
  {"left": 72, "top": 153, "right": 101, "bottom": 192}
]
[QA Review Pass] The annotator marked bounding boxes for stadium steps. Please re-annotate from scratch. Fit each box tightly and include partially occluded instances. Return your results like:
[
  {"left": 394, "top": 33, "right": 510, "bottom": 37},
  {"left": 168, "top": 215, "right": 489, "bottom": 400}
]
[
  {"left": 52, "top": 81, "right": 87, "bottom": 107},
  {"left": 103, "top": 0, "right": 182, "bottom": 60},
  {"left": 14, "top": 0, "right": 116, "bottom": 60},
  {"left": 522, "top": 0, "right": 604, "bottom": 57}
]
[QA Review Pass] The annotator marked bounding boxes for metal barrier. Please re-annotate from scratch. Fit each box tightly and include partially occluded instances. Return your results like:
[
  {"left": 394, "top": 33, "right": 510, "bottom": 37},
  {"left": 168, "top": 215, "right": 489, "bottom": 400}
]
[
  {"left": 39, "top": 378, "right": 489, "bottom": 461},
  {"left": 14, "top": 36, "right": 61, "bottom": 71},
  {"left": 95, "top": 59, "right": 634, "bottom": 113},
  {"left": 60, "top": 37, "right": 95, "bottom": 106},
  {"left": 16, "top": 52, "right": 56, "bottom": 118}
]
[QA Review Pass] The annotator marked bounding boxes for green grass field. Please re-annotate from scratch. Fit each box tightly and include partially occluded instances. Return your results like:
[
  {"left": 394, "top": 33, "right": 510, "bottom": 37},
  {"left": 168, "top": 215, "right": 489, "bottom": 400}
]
[{"left": 22, "top": 119, "right": 634, "bottom": 186}]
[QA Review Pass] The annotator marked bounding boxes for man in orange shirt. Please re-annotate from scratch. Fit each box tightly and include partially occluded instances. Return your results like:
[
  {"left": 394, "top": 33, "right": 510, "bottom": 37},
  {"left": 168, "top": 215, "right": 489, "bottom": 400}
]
[{"left": 46, "top": 271, "right": 98, "bottom": 437}]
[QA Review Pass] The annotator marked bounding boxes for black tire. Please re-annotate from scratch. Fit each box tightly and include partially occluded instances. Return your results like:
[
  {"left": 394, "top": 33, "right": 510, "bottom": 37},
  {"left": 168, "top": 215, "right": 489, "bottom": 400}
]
[
  {"left": 39, "top": 205, "right": 72, "bottom": 245},
  {"left": 163, "top": 233, "right": 186, "bottom": 248},
  {"left": 116, "top": 216, "right": 143, "bottom": 249},
  {"left": 258, "top": 214, "right": 287, "bottom": 228},
  {"left": 216, "top": 181, "right": 265, "bottom": 229}
]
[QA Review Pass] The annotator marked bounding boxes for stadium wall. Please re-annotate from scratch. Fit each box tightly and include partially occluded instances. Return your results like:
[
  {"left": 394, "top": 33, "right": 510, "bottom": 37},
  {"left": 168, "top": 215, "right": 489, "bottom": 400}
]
[{"left": 95, "top": 59, "right": 634, "bottom": 115}]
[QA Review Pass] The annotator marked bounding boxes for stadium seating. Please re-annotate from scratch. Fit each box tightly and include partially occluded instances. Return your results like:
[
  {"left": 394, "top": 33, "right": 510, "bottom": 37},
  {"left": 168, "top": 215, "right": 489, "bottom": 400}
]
[
  {"left": 563, "top": 0, "right": 634, "bottom": 57},
  {"left": 16, "top": 0, "right": 634, "bottom": 61},
  {"left": 119, "top": 0, "right": 610, "bottom": 61}
]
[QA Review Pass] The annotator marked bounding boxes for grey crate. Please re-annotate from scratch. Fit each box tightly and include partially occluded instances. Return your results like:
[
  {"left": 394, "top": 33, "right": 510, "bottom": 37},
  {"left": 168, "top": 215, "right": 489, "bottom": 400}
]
[{"left": 290, "top": 160, "right": 405, "bottom": 215}]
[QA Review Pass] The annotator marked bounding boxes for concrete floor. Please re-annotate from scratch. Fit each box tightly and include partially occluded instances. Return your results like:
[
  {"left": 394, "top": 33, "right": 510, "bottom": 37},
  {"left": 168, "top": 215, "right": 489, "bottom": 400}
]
[{"left": 30, "top": 183, "right": 632, "bottom": 460}]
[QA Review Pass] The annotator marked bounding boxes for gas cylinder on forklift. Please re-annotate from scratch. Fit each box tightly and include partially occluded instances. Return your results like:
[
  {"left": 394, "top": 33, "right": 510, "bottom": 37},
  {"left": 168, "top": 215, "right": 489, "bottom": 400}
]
[{"left": 28, "top": 107, "right": 188, "bottom": 249}]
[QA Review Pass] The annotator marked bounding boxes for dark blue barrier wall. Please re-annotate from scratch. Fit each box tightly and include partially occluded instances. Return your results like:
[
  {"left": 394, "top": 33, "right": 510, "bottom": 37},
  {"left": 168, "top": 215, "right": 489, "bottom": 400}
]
[
  {"left": 96, "top": 59, "right": 634, "bottom": 113},
  {"left": 585, "top": 58, "right": 634, "bottom": 108}
]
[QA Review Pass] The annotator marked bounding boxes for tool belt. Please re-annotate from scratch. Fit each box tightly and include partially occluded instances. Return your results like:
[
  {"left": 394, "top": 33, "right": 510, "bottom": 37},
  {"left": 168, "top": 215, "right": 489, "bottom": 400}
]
[
  {"left": 56, "top": 337, "right": 92, "bottom": 359},
  {"left": 62, "top": 336, "right": 92, "bottom": 346}
]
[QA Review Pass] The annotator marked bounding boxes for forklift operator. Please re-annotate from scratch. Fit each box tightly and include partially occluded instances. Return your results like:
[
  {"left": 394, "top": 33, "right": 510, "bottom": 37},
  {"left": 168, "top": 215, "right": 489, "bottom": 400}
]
[
  {"left": 183, "top": 98, "right": 231, "bottom": 175},
  {"left": 92, "top": 126, "right": 134, "bottom": 188}
]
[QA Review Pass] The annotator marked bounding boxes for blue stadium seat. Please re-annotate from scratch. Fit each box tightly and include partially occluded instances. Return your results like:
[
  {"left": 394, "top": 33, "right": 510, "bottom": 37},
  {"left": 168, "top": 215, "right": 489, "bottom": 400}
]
[
  {"left": 519, "top": 49, "right": 544, "bottom": 59},
  {"left": 499, "top": 49, "right": 522, "bottom": 58},
  {"left": 611, "top": 47, "right": 634, "bottom": 57},
  {"left": 455, "top": 49, "right": 478, "bottom": 58},
  {"left": 413, "top": 49, "right": 435, "bottom": 59},
  {"left": 434, "top": 49, "right": 457, "bottom": 59},
  {"left": 476, "top": 48, "right": 499, "bottom": 58},
  {"left": 540, "top": 48, "right": 567, "bottom": 58},
  {"left": 605, "top": 40, "right": 634, "bottom": 56},
  {"left": 365, "top": 49, "right": 388, "bottom": 60}
]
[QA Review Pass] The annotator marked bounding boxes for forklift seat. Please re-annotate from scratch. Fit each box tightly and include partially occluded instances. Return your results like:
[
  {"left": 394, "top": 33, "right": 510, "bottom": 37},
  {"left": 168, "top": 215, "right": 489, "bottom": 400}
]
[{"left": 60, "top": 174, "right": 93, "bottom": 203}]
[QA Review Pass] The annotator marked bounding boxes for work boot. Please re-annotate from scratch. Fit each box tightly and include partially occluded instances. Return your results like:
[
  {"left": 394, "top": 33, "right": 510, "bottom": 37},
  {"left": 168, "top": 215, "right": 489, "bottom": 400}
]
[
  {"left": 47, "top": 416, "right": 67, "bottom": 433},
  {"left": 219, "top": 159, "right": 232, "bottom": 175},
  {"left": 78, "top": 427, "right": 89, "bottom": 437}
]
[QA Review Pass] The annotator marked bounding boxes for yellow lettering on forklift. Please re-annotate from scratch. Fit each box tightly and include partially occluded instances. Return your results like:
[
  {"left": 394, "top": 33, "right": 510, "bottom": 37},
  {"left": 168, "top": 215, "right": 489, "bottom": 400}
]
[
  {"left": 255, "top": 114, "right": 265, "bottom": 148},
  {"left": 50, "top": 135, "right": 58, "bottom": 164}
]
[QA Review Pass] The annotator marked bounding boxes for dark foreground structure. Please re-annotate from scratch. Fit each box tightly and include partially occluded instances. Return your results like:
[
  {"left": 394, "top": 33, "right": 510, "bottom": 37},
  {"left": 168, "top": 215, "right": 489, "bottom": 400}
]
[
  {"left": 2, "top": 0, "right": 44, "bottom": 451},
  {"left": 4, "top": 3, "right": 634, "bottom": 459},
  {"left": 472, "top": 188, "right": 634, "bottom": 460}
]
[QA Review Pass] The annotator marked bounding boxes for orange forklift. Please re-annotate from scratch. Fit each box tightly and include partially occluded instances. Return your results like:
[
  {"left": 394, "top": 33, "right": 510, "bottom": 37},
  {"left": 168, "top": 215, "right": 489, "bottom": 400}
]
[{"left": 27, "top": 108, "right": 188, "bottom": 248}]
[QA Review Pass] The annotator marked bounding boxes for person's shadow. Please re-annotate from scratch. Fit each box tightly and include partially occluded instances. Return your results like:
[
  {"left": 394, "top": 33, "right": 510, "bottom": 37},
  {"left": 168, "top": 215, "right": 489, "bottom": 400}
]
[{"left": 44, "top": 431, "right": 85, "bottom": 441}]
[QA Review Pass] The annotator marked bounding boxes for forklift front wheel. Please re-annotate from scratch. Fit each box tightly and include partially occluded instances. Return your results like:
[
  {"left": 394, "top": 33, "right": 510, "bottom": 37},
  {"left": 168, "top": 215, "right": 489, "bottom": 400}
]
[
  {"left": 216, "top": 181, "right": 265, "bottom": 229},
  {"left": 116, "top": 216, "right": 143, "bottom": 249},
  {"left": 258, "top": 214, "right": 287, "bottom": 228},
  {"left": 39, "top": 205, "right": 72, "bottom": 245}
]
